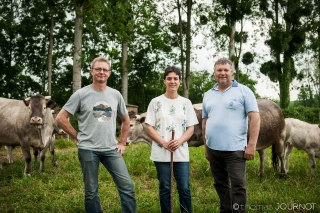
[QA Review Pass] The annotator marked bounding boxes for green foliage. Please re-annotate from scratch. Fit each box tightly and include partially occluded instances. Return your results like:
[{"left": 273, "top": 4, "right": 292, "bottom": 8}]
[
  {"left": 283, "top": 106, "right": 319, "bottom": 124},
  {"left": 241, "top": 52, "right": 254, "bottom": 65},
  {"left": 1, "top": 144, "right": 320, "bottom": 212},
  {"left": 0, "top": 0, "right": 73, "bottom": 99},
  {"left": 296, "top": 84, "right": 319, "bottom": 107},
  {"left": 238, "top": 72, "right": 259, "bottom": 97},
  {"left": 260, "top": 60, "right": 280, "bottom": 83},
  {"left": 189, "top": 70, "right": 214, "bottom": 104},
  {"left": 259, "top": 0, "right": 314, "bottom": 109}
]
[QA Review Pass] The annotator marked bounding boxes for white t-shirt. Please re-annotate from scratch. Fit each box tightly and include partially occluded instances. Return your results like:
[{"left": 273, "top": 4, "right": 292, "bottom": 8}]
[{"left": 145, "top": 94, "right": 199, "bottom": 162}]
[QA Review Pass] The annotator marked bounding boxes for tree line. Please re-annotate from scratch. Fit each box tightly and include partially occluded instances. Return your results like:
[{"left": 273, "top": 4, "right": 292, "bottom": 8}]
[{"left": 0, "top": 0, "right": 319, "bottom": 113}]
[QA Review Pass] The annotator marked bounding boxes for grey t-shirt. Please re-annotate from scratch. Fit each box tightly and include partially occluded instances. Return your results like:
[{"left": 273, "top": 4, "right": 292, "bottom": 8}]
[{"left": 63, "top": 85, "right": 128, "bottom": 151}]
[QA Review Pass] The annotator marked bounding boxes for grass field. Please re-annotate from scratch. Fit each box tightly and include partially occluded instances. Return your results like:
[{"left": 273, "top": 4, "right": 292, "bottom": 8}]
[{"left": 0, "top": 139, "right": 319, "bottom": 213}]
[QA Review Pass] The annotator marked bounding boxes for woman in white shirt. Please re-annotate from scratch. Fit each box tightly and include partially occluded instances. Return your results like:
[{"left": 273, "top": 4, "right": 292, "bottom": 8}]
[{"left": 145, "top": 66, "right": 199, "bottom": 213}]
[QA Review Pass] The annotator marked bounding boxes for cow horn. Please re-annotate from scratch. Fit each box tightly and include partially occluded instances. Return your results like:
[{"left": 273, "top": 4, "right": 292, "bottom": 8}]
[
  {"left": 24, "top": 97, "right": 31, "bottom": 102},
  {"left": 44, "top": 96, "right": 51, "bottom": 100}
]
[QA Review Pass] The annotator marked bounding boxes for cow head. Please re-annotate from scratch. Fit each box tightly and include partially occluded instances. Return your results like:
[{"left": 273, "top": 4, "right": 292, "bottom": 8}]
[
  {"left": 127, "top": 112, "right": 152, "bottom": 146},
  {"left": 23, "top": 95, "right": 56, "bottom": 126},
  {"left": 51, "top": 108, "right": 67, "bottom": 135}
]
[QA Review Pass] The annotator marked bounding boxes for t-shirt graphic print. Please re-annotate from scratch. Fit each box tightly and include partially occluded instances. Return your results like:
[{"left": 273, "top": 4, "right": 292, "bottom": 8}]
[{"left": 92, "top": 101, "right": 112, "bottom": 122}]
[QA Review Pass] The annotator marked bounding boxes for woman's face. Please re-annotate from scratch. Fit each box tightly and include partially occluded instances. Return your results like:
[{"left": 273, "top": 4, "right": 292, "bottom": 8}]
[{"left": 164, "top": 72, "right": 180, "bottom": 92}]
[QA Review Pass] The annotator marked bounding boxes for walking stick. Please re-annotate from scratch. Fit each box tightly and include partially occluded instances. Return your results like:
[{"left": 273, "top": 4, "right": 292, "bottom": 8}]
[{"left": 170, "top": 130, "right": 175, "bottom": 213}]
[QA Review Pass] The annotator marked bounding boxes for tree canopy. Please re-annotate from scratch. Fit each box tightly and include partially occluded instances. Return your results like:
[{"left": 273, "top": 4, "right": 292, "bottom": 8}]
[{"left": 0, "top": 0, "right": 319, "bottom": 113}]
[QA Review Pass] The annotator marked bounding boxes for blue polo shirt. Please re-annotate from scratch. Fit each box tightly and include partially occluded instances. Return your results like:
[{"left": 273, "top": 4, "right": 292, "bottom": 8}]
[{"left": 202, "top": 80, "right": 259, "bottom": 151}]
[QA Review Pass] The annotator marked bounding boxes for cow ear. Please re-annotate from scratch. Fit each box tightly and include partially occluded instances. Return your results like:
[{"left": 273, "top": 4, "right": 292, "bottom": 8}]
[
  {"left": 140, "top": 117, "right": 146, "bottom": 124},
  {"left": 46, "top": 100, "right": 56, "bottom": 108},
  {"left": 23, "top": 97, "right": 31, "bottom": 106},
  {"left": 135, "top": 115, "right": 141, "bottom": 120}
]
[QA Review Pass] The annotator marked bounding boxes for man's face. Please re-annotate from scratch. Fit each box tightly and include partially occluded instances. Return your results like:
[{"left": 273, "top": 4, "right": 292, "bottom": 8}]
[
  {"left": 214, "top": 63, "right": 233, "bottom": 87},
  {"left": 90, "top": 61, "right": 111, "bottom": 83}
]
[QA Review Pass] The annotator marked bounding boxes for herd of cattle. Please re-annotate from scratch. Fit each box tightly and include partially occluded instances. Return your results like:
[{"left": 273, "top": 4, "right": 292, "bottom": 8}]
[{"left": 0, "top": 95, "right": 319, "bottom": 177}]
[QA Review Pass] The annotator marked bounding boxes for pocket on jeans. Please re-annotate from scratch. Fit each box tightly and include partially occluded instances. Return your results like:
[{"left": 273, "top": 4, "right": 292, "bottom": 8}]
[
  {"left": 79, "top": 149, "right": 93, "bottom": 161},
  {"left": 235, "top": 150, "right": 245, "bottom": 160}
]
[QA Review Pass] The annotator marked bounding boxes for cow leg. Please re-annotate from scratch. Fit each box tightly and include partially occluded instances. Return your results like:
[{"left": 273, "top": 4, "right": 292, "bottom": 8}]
[
  {"left": 5, "top": 146, "right": 14, "bottom": 163},
  {"left": 258, "top": 149, "right": 266, "bottom": 177},
  {"left": 284, "top": 143, "right": 294, "bottom": 173},
  {"left": 21, "top": 144, "right": 32, "bottom": 176},
  {"left": 274, "top": 129, "right": 287, "bottom": 177},
  {"left": 50, "top": 136, "right": 58, "bottom": 167},
  {"left": 0, "top": 145, "right": 3, "bottom": 169},
  {"left": 306, "top": 148, "right": 316, "bottom": 176},
  {"left": 39, "top": 148, "right": 47, "bottom": 173},
  {"left": 33, "top": 147, "right": 39, "bottom": 162}
]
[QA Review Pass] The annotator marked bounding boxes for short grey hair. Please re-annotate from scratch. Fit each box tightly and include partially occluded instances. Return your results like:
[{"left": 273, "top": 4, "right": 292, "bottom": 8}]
[
  {"left": 91, "top": 57, "right": 111, "bottom": 69},
  {"left": 214, "top": 58, "right": 234, "bottom": 72}
]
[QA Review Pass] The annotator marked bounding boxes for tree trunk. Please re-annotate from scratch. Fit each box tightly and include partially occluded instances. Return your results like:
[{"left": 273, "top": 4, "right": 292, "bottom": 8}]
[
  {"left": 184, "top": 0, "right": 192, "bottom": 98},
  {"left": 229, "top": 21, "right": 236, "bottom": 73},
  {"left": 279, "top": 0, "right": 293, "bottom": 109},
  {"left": 177, "top": 0, "right": 185, "bottom": 93},
  {"left": 47, "top": 9, "right": 54, "bottom": 96},
  {"left": 73, "top": 4, "right": 83, "bottom": 93},
  {"left": 121, "top": 40, "right": 128, "bottom": 104},
  {"left": 318, "top": 0, "right": 320, "bottom": 110},
  {"left": 280, "top": 54, "right": 291, "bottom": 108}
]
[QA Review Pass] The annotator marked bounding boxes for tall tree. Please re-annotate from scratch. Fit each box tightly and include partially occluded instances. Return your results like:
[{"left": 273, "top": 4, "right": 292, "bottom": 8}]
[
  {"left": 210, "top": 0, "right": 256, "bottom": 81},
  {"left": 47, "top": 0, "right": 54, "bottom": 95},
  {"left": 72, "top": 0, "right": 83, "bottom": 93},
  {"left": 162, "top": 0, "right": 205, "bottom": 98},
  {"left": 184, "top": 0, "right": 192, "bottom": 98},
  {"left": 259, "top": 0, "right": 313, "bottom": 108}
]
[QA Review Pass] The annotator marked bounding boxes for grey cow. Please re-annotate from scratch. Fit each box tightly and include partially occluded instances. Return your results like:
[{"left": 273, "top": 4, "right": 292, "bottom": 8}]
[{"left": 0, "top": 95, "right": 57, "bottom": 176}]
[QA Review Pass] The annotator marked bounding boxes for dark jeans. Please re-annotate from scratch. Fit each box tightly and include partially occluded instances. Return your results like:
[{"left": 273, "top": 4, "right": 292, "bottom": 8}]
[
  {"left": 154, "top": 161, "right": 192, "bottom": 213},
  {"left": 207, "top": 149, "right": 246, "bottom": 213},
  {"left": 78, "top": 149, "right": 137, "bottom": 213}
]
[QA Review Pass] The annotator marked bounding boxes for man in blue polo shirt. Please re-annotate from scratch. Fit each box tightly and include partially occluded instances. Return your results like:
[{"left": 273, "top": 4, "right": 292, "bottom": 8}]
[{"left": 202, "top": 58, "right": 260, "bottom": 213}]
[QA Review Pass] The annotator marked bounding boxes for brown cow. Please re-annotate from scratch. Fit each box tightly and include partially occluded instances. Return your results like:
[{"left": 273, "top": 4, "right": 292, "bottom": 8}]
[
  {"left": 127, "top": 99, "right": 287, "bottom": 176},
  {"left": 284, "top": 118, "right": 320, "bottom": 176},
  {"left": 0, "top": 95, "right": 57, "bottom": 176}
]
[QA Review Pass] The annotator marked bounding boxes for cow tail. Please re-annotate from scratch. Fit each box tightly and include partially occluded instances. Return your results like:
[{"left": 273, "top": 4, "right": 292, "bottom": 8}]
[{"left": 272, "top": 144, "right": 279, "bottom": 171}]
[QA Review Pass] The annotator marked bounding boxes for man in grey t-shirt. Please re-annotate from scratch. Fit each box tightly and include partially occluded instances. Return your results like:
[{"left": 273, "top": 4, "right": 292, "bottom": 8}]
[{"left": 56, "top": 57, "right": 137, "bottom": 213}]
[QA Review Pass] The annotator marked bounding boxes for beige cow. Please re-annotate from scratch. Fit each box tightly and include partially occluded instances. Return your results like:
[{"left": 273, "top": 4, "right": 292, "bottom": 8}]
[{"left": 284, "top": 118, "right": 320, "bottom": 176}]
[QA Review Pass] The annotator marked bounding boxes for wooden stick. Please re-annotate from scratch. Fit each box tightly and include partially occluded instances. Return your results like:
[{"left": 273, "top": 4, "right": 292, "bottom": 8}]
[{"left": 170, "top": 130, "right": 175, "bottom": 213}]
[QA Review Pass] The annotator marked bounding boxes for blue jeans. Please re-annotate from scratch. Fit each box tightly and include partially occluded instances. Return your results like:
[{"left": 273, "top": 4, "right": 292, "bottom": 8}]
[
  {"left": 154, "top": 161, "right": 192, "bottom": 213},
  {"left": 207, "top": 149, "right": 246, "bottom": 213},
  {"left": 78, "top": 149, "right": 137, "bottom": 213}
]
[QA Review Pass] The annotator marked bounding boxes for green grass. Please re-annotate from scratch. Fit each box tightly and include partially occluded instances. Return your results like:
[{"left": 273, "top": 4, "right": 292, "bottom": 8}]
[{"left": 1, "top": 141, "right": 320, "bottom": 213}]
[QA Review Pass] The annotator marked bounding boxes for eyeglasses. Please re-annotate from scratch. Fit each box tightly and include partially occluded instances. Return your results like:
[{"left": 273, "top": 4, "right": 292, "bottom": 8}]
[{"left": 93, "top": 68, "right": 111, "bottom": 73}]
